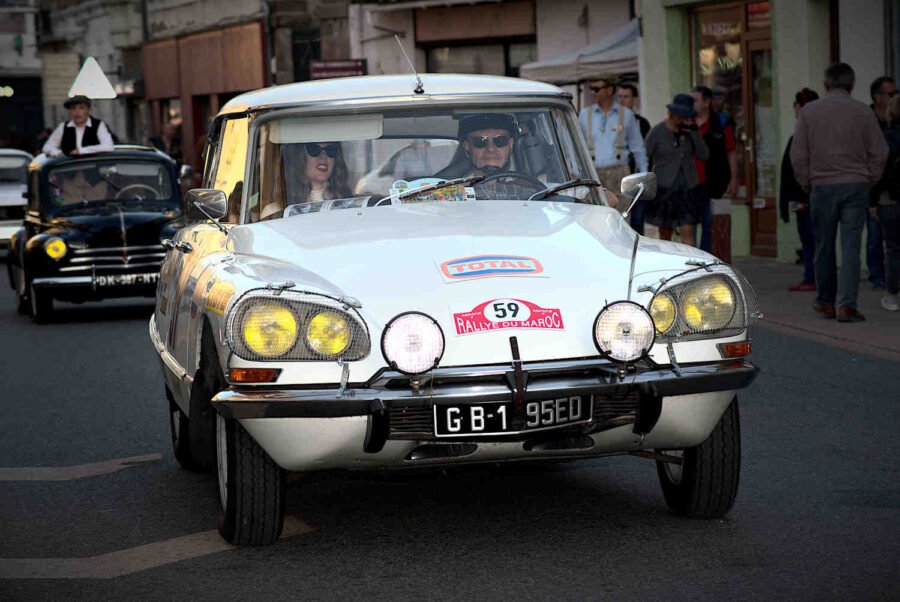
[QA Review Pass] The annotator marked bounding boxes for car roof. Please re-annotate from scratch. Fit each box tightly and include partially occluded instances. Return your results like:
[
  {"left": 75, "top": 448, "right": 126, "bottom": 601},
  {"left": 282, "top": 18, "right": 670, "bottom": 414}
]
[
  {"left": 218, "top": 74, "right": 568, "bottom": 116},
  {"left": 0, "top": 148, "right": 34, "bottom": 160},
  {"left": 30, "top": 145, "right": 175, "bottom": 168}
]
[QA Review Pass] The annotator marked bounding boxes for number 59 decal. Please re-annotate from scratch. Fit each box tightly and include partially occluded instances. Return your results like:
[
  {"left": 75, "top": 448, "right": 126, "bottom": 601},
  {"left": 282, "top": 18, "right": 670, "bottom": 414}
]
[{"left": 453, "top": 298, "right": 564, "bottom": 335}]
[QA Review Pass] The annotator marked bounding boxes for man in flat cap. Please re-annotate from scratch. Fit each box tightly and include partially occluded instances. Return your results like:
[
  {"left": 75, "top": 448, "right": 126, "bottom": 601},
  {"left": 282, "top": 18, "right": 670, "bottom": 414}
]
[{"left": 42, "top": 95, "right": 114, "bottom": 157}]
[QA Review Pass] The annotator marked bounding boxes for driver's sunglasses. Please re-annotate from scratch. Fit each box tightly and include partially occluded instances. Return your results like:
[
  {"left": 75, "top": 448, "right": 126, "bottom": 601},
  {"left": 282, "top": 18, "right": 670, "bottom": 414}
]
[
  {"left": 591, "top": 84, "right": 612, "bottom": 92},
  {"left": 468, "top": 135, "right": 510, "bottom": 149},
  {"left": 304, "top": 143, "right": 341, "bottom": 158}
]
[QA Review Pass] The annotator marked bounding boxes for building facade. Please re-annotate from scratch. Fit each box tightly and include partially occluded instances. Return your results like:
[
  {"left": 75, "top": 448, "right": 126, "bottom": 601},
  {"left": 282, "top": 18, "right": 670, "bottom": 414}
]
[{"left": 0, "top": 0, "right": 43, "bottom": 152}]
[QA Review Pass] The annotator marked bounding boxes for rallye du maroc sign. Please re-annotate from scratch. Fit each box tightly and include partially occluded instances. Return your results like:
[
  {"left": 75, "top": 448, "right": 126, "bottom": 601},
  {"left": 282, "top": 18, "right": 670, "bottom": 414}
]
[{"left": 453, "top": 298, "right": 564, "bottom": 336}]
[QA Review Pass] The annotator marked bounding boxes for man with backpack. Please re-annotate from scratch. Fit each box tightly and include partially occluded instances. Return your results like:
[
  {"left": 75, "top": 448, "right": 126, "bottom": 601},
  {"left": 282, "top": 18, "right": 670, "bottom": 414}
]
[{"left": 691, "top": 85, "right": 737, "bottom": 254}]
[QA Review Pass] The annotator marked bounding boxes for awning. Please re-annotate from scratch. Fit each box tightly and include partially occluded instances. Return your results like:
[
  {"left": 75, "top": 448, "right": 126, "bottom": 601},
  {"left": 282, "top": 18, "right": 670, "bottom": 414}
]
[{"left": 519, "top": 19, "right": 638, "bottom": 85}]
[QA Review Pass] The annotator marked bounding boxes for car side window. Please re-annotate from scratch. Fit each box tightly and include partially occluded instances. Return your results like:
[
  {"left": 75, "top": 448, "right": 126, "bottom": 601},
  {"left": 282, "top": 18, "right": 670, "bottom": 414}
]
[{"left": 209, "top": 116, "right": 249, "bottom": 223}]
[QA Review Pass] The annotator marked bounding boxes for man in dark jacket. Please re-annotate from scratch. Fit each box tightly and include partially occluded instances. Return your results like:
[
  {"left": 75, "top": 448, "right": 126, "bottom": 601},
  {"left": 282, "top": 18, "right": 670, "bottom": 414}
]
[{"left": 42, "top": 95, "right": 114, "bottom": 157}]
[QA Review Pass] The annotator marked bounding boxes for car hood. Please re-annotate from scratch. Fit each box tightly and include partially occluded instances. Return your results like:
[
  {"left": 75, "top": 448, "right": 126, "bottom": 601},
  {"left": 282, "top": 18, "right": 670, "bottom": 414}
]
[
  {"left": 0, "top": 183, "right": 26, "bottom": 207},
  {"left": 225, "top": 202, "right": 717, "bottom": 366},
  {"left": 46, "top": 209, "right": 180, "bottom": 247}
]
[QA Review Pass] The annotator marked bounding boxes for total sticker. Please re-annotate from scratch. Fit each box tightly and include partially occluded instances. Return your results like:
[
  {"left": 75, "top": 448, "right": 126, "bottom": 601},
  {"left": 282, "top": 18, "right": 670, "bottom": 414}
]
[{"left": 453, "top": 298, "right": 564, "bottom": 335}]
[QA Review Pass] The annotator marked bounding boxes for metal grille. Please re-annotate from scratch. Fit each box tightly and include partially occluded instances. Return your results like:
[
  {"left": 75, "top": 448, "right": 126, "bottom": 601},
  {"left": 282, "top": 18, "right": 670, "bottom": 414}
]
[
  {"left": 60, "top": 245, "right": 166, "bottom": 273},
  {"left": 649, "top": 263, "right": 761, "bottom": 342},
  {"left": 226, "top": 289, "right": 371, "bottom": 362},
  {"left": 387, "top": 392, "right": 639, "bottom": 440}
]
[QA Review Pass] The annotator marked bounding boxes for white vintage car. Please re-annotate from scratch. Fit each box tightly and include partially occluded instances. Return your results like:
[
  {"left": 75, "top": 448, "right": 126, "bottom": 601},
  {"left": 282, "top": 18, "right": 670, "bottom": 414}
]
[{"left": 149, "top": 74, "right": 760, "bottom": 546}]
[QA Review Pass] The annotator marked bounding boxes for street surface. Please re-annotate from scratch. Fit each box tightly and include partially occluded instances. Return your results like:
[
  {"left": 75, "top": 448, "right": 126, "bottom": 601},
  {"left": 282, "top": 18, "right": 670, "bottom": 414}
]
[{"left": 0, "top": 277, "right": 898, "bottom": 600}]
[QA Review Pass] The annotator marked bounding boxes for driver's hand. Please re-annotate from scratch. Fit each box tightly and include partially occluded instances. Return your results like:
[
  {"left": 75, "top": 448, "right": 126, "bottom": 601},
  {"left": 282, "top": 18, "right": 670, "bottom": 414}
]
[{"left": 601, "top": 187, "right": 618, "bottom": 209}]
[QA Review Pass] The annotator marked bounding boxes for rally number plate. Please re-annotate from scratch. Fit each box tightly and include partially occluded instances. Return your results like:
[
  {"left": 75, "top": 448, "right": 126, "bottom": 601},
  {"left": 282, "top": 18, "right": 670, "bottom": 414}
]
[
  {"left": 95, "top": 273, "right": 160, "bottom": 287},
  {"left": 433, "top": 396, "right": 591, "bottom": 437}
]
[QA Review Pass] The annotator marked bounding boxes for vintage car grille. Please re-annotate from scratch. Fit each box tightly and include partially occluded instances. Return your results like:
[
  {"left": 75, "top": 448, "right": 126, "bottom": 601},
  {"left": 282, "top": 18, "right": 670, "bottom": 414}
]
[
  {"left": 388, "top": 392, "right": 639, "bottom": 440},
  {"left": 60, "top": 245, "right": 166, "bottom": 274}
]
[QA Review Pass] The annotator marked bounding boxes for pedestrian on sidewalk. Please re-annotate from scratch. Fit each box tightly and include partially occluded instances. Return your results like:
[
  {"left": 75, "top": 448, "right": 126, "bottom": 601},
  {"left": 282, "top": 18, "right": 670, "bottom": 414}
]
[
  {"left": 578, "top": 77, "right": 648, "bottom": 199},
  {"left": 644, "top": 93, "right": 709, "bottom": 247},
  {"left": 42, "top": 95, "right": 114, "bottom": 157},
  {"left": 616, "top": 82, "right": 651, "bottom": 234},
  {"left": 690, "top": 85, "right": 738, "bottom": 253},
  {"left": 780, "top": 88, "right": 820, "bottom": 292},
  {"left": 871, "top": 94, "right": 900, "bottom": 311},
  {"left": 790, "top": 63, "right": 889, "bottom": 323},
  {"left": 865, "top": 76, "right": 896, "bottom": 290},
  {"left": 149, "top": 122, "right": 183, "bottom": 167}
]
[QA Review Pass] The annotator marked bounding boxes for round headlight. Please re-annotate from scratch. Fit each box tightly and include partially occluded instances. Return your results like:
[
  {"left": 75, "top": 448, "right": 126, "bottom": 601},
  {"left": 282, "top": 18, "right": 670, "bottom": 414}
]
[
  {"left": 649, "top": 294, "right": 676, "bottom": 334},
  {"left": 306, "top": 311, "right": 351, "bottom": 357},
  {"left": 44, "top": 238, "right": 67, "bottom": 260},
  {"left": 593, "top": 301, "right": 655, "bottom": 362},
  {"left": 241, "top": 303, "right": 298, "bottom": 357},
  {"left": 381, "top": 312, "right": 445, "bottom": 375},
  {"left": 682, "top": 279, "right": 736, "bottom": 331}
]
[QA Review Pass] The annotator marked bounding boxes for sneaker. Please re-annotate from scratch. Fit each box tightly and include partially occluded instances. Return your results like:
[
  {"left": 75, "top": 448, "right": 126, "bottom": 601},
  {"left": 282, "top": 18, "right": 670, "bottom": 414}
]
[
  {"left": 837, "top": 307, "right": 866, "bottom": 322},
  {"left": 812, "top": 302, "right": 836, "bottom": 319},
  {"left": 881, "top": 294, "right": 899, "bottom": 311},
  {"left": 789, "top": 282, "right": 816, "bottom": 292}
]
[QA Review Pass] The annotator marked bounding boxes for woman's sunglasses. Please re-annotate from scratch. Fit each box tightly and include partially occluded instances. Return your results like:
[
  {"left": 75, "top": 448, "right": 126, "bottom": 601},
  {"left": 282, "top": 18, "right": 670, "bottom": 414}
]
[
  {"left": 305, "top": 143, "right": 340, "bottom": 158},
  {"left": 590, "top": 84, "right": 612, "bottom": 92},
  {"left": 468, "top": 135, "right": 510, "bottom": 149}
]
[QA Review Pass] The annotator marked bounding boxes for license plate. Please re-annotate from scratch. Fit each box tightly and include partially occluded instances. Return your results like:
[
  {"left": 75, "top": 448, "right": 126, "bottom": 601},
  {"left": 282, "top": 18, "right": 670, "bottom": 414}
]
[
  {"left": 433, "top": 396, "right": 592, "bottom": 437},
  {"left": 95, "top": 273, "right": 159, "bottom": 287}
]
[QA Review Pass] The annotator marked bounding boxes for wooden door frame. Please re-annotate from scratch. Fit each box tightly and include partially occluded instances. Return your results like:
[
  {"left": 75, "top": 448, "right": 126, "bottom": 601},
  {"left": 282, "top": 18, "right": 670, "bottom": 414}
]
[{"left": 744, "top": 37, "right": 776, "bottom": 256}]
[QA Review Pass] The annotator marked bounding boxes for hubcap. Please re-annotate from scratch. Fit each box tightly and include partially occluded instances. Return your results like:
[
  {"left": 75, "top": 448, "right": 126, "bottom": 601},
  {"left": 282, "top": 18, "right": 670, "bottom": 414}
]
[
  {"left": 663, "top": 450, "right": 685, "bottom": 485},
  {"left": 216, "top": 414, "right": 228, "bottom": 509}
]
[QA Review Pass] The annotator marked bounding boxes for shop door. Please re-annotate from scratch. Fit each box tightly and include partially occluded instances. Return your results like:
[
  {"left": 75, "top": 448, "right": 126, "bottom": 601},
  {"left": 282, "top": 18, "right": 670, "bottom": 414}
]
[{"left": 744, "top": 39, "right": 777, "bottom": 256}]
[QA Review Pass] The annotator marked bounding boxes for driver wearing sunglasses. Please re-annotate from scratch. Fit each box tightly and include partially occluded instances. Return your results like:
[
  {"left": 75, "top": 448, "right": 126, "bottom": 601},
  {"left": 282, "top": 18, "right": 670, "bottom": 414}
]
[{"left": 458, "top": 113, "right": 517, "bottom": 176}]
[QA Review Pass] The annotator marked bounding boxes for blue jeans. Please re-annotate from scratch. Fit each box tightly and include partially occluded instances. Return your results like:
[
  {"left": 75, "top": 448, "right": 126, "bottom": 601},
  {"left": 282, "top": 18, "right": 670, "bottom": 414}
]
[
  {"left": 877, "top": 204, "right": 900, "bottom": 295},
  {"left": 810, "top": 183, "right": 869, "bottom": 309},
  {"left": 866, "top": 215, "right": 885, "bottom": 285},
  {"left": 796, "top": 209, "right": 815, "bottom": 284}
]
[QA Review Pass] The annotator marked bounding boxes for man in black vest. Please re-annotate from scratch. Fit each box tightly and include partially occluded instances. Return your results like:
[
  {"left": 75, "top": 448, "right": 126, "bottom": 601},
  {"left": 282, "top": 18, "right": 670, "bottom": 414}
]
[{"left": 42, "top": 95, "right": 114, "bottom": 157}]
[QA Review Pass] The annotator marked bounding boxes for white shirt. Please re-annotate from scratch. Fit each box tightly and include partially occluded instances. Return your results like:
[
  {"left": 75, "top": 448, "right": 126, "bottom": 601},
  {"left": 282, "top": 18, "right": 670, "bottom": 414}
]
[{"left": 42, "top": 117, "right": 115, "bottom": 157}]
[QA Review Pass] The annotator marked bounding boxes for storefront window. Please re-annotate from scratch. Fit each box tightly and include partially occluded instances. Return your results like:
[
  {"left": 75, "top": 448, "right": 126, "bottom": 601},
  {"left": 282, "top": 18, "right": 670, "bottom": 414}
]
[{"left": 426, "top": 42, "right": 536, "bottom": 78}]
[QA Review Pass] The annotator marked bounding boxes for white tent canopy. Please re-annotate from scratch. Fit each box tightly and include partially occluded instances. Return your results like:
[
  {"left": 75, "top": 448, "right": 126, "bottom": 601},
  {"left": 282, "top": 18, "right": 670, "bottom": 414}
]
[{"left": 519, "top": 19, "right": 638, "bottom": 85}]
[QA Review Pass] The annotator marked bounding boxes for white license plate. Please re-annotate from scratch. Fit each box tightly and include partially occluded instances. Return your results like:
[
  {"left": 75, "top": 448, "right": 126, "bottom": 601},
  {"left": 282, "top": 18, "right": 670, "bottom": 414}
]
[{"left": 95, "top": 273, "right": 159, "bottom": 287}]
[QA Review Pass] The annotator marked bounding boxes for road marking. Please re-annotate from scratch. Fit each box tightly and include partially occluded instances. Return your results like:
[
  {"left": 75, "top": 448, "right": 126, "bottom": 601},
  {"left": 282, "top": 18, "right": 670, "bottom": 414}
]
[
  {"left": 0, "top": 454, "right": 162, "bottom": 482},
  {"left": 0, "top": 517, "right": 312, "bottom": 579}
]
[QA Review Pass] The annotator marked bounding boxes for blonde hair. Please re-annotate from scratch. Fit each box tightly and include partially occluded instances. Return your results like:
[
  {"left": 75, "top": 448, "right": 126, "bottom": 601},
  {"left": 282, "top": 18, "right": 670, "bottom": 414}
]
[{"left": 889, "top": 94, "right": 900, "bottom": 126}]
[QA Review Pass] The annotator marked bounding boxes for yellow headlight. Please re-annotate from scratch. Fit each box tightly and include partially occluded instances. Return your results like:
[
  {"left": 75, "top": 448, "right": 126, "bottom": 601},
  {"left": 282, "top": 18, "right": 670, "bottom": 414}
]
[
  {"left": 649, "top": 294, "right": 676, "bottom": 333},
  {"left": 306, "top": 311, "right": 351, "bottom": 356},
  {"left": 682, "top": 279, "right": 736, "bottom": 331},
  {"left": 241, "top": 303, "right": 298, "bottom": 357},
  {"left": 44, "top": 238, "right": 67, "bottom": 260}
]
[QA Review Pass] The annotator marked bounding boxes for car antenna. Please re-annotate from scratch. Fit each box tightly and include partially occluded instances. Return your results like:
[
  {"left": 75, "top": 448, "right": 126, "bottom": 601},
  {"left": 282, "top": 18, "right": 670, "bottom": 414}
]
[{"left": 395, "top": 34, "right": 424, "bottom": 95}]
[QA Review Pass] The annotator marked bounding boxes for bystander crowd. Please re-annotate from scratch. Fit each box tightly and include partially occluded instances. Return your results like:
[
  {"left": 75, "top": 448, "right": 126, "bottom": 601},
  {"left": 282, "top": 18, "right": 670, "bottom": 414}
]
[
  {"left": 790, "top": 63, "right": 888, "bottom": 322},
  {"left": 780, "top": 88, "right": 820, "bottom": 292},
  {"left": 865, "top": 76, "right": 897, "bottom": 290},
  {"left": 871, "top": 94, "right": 900, "bottom": 311}
]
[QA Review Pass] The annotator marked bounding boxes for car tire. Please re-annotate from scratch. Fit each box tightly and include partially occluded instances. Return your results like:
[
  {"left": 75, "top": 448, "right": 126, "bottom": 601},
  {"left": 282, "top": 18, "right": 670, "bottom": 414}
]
[
  {"left": 167, "top": 386, "right": 204, "bottom": 472},
  {"left": 14, "top": 268, "right": 28, "bottom": 315},
  {"left": 655, "top": 396, "right": 740, "bottom": 519},
  {"left": 216, "top": 413, "right": 285, "bottom": 546},
  {"left": 29, "top": 283, "right": 52, "bottom": 323}
]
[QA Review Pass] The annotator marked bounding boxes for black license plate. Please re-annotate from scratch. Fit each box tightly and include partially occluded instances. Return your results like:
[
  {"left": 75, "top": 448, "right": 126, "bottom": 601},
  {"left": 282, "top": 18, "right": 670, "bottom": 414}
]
[
  {"left": 433, "top": 396, "right": 592, "bottom": 437},
  {"left": 95, "top": 273, "right": 159, "bottom": 287}
]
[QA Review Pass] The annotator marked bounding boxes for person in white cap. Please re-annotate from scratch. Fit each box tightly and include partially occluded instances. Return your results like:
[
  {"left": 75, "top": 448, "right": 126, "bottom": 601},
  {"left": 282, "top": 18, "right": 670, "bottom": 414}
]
[{"left": 42, "top": 95, "right": 114, "bottom": 157}]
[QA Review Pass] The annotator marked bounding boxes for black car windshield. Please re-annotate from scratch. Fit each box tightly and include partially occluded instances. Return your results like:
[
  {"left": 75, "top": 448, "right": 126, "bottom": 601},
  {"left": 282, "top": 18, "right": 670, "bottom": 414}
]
[
  {"left": 0, "top": 156, "right": 29, "bottom": 184},
  {"left": 46, "top": 159, "right": 176, "bottom": 213},
  {"left": 246, "top": 105, "right": 600, "bottom": 222}
]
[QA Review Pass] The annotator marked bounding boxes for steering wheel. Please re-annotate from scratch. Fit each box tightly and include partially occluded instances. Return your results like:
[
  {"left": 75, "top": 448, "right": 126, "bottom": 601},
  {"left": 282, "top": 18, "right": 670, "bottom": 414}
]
[
  {"left": 114, "top": 184, "right": 160, "bottom": 200},
  {"left": 475, "top": 171, "right": 546, "bottom": 192}
]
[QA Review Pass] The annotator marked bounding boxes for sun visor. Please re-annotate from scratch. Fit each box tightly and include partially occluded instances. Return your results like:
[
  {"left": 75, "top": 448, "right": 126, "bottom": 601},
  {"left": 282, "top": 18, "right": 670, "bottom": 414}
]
[{"left": 269, "top": 114, "right": 383, "bottom": 144}]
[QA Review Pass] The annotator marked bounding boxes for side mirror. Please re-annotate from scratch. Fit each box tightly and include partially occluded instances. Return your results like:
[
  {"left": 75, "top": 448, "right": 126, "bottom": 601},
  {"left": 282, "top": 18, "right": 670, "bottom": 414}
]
[
  {"left": 620, "top": 172, "right": 657, "bottom": 201},
  {"left": 179, "top": 164, "right": 193, "bottom": 180},
  {"left": 185, "top": 188, "right": 227, "bottom": 221}
]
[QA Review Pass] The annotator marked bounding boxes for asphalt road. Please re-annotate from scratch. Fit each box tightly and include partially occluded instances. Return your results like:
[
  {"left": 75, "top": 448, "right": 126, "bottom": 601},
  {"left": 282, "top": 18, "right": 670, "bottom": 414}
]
[{"left": 0, "top": 284, "right": 897, "bottom": 600}]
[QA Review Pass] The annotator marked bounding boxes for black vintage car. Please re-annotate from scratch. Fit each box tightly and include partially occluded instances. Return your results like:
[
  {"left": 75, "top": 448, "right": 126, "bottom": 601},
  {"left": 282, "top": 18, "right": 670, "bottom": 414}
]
[{"left": 7, "top": 146, "right": 184, "bottom": 322}]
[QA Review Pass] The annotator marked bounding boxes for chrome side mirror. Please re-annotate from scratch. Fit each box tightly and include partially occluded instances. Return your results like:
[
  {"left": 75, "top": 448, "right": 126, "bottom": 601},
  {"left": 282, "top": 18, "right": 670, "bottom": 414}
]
[
  {"left": 185, "top": 189, "right": 228, "bottom": 233},
  {"left": 620, "top": 172, "right": 657, "bottom": 200},
  {"left": 179, "top": 164, "right": 193, "bottom": 180}
]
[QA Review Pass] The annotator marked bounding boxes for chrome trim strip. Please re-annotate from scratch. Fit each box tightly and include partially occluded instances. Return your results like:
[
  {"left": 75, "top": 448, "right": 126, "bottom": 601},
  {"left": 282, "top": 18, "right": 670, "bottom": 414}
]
[
  {"left": 369, "top": 357, "right": 617, "bottom": 387},
  {"left": 32, "top": 276, "right": 93, "bottom": 286},
  {"left": 149, "top": 315, "right": 194, "bottom": 384},
  {"left": 59, "top": 262, "right": 162, "bottom": 272},
  {"left": 73, "top": 245, "right": 163, "bottom": 255},
  {"left": 69, "top": 253, "right": 166, "bottom": 263}
]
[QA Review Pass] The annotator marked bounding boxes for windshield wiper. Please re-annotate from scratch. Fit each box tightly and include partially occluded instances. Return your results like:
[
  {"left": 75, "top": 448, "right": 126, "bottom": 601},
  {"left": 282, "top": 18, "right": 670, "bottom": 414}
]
[
  {"left": 528, "top": 178, "right": 602, "bottom": 201},
  {"left": 377, "top": 175, "right": 485, "bottom": 205}
]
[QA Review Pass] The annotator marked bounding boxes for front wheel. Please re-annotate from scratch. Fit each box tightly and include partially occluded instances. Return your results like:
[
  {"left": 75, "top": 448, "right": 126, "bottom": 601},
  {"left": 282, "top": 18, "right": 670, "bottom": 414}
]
[
  {"left": 29, "top": 284, "right": 53, "bottom": 323},
  {"left": 216, "top": 414, "right": 285, "bottom": 546},
  {"left": 168, "top": 387, "right": 203, "bottom": 472},
  {"left": 656, "top": 396, "right": 741, "bottom": 518}
]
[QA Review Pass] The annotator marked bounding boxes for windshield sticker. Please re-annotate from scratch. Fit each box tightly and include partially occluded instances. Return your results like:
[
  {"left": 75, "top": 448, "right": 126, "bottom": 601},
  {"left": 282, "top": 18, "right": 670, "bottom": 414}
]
[
  {"left": 389, "top": 178, "right": 475, "bottom": 204},
  {"left": 453, "top": 298, "right": 564, "bottom": 336},
  {"left": 440, "top": 255, "right": 544, "bottom": 281}
]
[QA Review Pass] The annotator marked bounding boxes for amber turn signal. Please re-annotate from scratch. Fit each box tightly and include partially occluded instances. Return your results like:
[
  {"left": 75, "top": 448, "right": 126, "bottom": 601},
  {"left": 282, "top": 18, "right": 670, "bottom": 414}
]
[
  {"left": 229, "top": 368, "right": 281, "bottom": 383},
  {"left": 718, "top": 341, "right": 752, "bottom": 358}
]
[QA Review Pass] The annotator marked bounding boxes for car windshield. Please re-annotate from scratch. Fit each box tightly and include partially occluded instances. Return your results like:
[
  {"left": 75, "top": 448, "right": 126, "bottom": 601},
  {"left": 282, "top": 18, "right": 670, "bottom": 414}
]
[
  {"left": 46, "top": 159, "right": 176, "bottom": 213},
  {"left": 247, "top": 105, "right": 599, "bottom": 222},
  {"left": 0, "top": 156, "right": 29, "bottom": 184}
]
